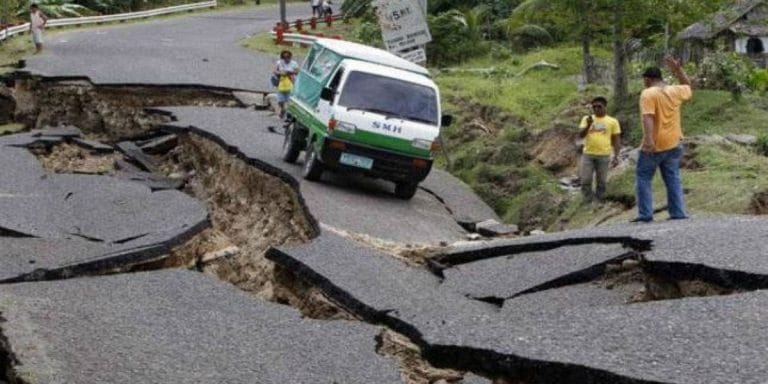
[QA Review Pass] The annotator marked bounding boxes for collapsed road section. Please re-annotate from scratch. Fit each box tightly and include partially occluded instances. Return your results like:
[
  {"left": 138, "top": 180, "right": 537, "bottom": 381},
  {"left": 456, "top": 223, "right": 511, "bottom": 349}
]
[
  {"left": 0, "top": 78, "right": 497, "bottom": 383},
  {"left": 3, "top": 77, "right": 768, "bottom": 383},
  {"left": 267, "top": 217, "right": 768, "bottom": 383}
]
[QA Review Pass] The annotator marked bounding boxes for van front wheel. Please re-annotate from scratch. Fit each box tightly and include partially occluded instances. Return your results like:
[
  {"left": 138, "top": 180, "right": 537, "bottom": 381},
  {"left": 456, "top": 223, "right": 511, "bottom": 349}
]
[
  {"left": 394, "top": 182, "right": 418, "bottom": 200},
  {"left": 281, "top": 123, "right": 302, "bottom": 163},
  {"left": 302, "top": 144, "right": 324, "bottom": 181}
]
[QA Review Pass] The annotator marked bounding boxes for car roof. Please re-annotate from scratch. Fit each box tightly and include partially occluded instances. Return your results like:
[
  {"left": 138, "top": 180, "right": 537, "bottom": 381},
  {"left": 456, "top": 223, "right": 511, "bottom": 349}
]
[
  {"left": 314, "top": 38, "right": 431, "bottom": 77},
  {"left": 339, "top": 59, "right": 437, "bottom": 89}
]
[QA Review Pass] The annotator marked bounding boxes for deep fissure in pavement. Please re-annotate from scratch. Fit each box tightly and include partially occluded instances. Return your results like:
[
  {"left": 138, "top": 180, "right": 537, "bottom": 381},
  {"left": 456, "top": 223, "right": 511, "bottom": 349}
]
[
  {"left": 0, "top": 316, "right": 23, "bottom": 384},
  {"left": 3, "top": 79, "right": 480, "bottom": 383},
  {"left": 12, "top": 78, "right": 241, "bottom": 143}
]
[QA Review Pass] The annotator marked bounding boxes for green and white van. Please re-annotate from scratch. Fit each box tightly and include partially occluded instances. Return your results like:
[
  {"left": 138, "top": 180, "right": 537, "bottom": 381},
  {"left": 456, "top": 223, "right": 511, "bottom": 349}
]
[{"left": 282, "top": 38, "right": 452, "bottom": 200}]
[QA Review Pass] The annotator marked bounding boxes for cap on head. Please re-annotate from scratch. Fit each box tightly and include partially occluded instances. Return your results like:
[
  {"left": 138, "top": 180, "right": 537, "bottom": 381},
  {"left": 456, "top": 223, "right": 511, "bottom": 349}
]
[{"left": 642, "top": 67, "right": 662, "bottom": 80}]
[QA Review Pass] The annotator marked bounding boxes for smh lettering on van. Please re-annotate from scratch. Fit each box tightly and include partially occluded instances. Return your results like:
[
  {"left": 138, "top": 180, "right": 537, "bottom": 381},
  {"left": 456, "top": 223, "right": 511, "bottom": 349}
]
[{"left": 372, "top": 121, "right": 403, "bottom": 134}]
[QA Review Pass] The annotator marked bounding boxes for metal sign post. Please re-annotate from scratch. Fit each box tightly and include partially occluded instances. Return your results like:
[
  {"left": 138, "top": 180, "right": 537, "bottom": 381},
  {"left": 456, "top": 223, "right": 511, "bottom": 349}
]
[{"left": 279, "top": 0, "right": 286, "bottom": 25}]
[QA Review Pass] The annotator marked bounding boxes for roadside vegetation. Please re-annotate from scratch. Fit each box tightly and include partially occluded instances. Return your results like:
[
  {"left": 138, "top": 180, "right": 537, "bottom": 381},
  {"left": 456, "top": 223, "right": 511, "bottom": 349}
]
[{"left": 341, "top": 0, "right": 768, "bottom": 230}]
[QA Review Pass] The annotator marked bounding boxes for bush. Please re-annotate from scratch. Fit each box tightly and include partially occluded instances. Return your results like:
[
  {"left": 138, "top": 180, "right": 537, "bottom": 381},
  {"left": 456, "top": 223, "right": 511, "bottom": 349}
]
[
  {"left": 757, "top": 135, "right": 768, "bottom": 157},
  {"left": 508, "top": 24, "right": 552, "bottom": 50},
  {"left": 697, "top": 52, "right": 752, "bottom": 100},
  {"left": 350, "top": 21, "right": 383, "bottom": 47},
  {"left": 427, "top": 10, "right": 489, "bottom": 66},
  {"left": 748, "top": 68, "right": 768, "bottom": 95}
]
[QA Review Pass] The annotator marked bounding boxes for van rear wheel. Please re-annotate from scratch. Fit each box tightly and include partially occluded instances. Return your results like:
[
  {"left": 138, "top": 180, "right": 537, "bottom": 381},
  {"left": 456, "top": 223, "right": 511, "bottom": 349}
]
[
  {"left": 281, "top": 122, "right": 301, "bottom": 163},
  {"left": 394, "top": 182, "right": 418, "bottom": 200},
  {"left": 302, "top": 144, "right": 324, "bottom": 181}
]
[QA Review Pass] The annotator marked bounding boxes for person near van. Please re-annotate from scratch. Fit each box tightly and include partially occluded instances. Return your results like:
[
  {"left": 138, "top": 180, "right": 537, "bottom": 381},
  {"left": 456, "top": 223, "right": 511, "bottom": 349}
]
[
  {"left": 321, "top": 0, "right": 333, "bottom": 18},
  {"left": 633, "top": 56, "right": 692, "bottom": 223},
  {"left": 311, "top": 0, "right": 322, "bottom": 17},
  {"left": 29, "top": 4, "right": 48, "bottom": 54},
  {"left": 578, "top": 96, "right": 621, "bottom": 203},
  {"left": 273, "top": 50, "right": 299, "bottom": 120}
]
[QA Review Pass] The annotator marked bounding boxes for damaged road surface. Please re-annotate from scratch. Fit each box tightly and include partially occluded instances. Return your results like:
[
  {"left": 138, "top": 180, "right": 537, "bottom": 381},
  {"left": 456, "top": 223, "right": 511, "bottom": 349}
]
[
  {"left": 161, "top": 107, "right": 497, "bottom": 243},
  {"left": 0, "top": 270, "right": 402, "bottom": 383},
  {"left": 267, "top": 217, "right": 768, "bottom": 383},
  {"left": 3, "top": 3, "right": 768, "bottom": 383},
  {"left": 0, "top": 128, "right": 208, "bottom": 282}
]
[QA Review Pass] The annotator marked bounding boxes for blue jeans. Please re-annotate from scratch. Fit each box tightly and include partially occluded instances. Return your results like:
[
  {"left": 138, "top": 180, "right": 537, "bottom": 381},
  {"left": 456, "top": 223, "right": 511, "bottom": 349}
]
[{"left": 635, "top": 145, "right": 687, "bottom": 220}]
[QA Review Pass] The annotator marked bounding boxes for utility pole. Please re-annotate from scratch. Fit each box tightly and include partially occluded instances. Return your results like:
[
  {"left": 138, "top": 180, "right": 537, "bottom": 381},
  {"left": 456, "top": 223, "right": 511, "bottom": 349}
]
[{"left": 279, "top": 0, "right": 286, "bottom": 26}]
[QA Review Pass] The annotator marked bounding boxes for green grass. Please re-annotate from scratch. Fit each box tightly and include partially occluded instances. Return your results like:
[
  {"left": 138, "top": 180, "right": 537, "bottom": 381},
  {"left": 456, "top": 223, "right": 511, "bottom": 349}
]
[
  {"left": 0, "top": 123, "right": 25, "bottom": 135},
  {"left": 683, "top": 91, "right": 768, "bottom": 137},
  {"left": 0, "top": 36, "right": 34, "bottom": 74},
  {"left": 432, "top": 43, "right": 768, "bottom": 231}
]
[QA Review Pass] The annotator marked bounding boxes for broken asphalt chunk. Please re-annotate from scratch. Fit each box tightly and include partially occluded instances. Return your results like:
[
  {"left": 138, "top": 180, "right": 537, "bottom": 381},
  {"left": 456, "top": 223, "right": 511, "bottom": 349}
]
[{"left": 0, "top": 270, "right": 402, "bottom": 383}]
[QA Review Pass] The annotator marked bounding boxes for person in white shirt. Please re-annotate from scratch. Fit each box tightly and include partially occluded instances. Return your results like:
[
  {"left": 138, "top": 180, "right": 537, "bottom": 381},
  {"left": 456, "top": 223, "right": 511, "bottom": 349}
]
[
  {"left": 29, "top": 4, "right": 48, "bottom": 54},
  {"left": 273, "top": 50, "right": 299, "bottom": 120},
  {"left": 321, "top": 0, "right": 333, "bottom": 18},
  {"left": 311, "top": 0, "right": 321, "bottom": 17}
]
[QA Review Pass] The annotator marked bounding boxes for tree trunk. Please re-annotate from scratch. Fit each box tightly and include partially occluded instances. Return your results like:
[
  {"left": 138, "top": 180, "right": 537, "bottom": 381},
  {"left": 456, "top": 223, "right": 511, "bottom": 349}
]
[
  {"left": 612, "top": 2, "right": 628, "bottom": 111},
  {"left": 580, "top": 0, "right": 596, "bottom": 84}
]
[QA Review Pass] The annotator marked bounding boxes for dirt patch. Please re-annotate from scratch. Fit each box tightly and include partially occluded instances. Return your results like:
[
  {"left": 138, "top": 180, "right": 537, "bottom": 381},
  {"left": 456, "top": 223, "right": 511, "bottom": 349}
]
[
  {"left": 377, "top": 329, "right": 466, "bottom": 384},
  {"left": 527, "top": 126, "right": 579, "bottom": 174},
  {"left": 36, "top": 143, "right": 119, "bottom": 174},
  {"left": 680, "top": 143, "right": 704, "bottom": 170},
  {"left": 12, "top": 79, "right": 239, "bottom": 142},
  {"left": 643, "top": 274, "right": 737, "bottom": 301},
  {"left": 272, "top": 265, "right": 357, "bottom": 321},
  {"left": 749, "top": 191, "right": 768, "bottom": 215},
  {"left": 158, "top": 133, "right": 315, "bottom": 301}
]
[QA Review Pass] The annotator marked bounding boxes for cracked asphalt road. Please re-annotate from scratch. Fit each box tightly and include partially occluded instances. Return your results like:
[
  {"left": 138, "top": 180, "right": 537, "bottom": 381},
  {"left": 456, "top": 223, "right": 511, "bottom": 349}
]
[
  {"left": 5, "top": 3, "right": 768, "bottom": 384},
  {"left": 23, "top": 4, "right": 307, "bottom": 91}
]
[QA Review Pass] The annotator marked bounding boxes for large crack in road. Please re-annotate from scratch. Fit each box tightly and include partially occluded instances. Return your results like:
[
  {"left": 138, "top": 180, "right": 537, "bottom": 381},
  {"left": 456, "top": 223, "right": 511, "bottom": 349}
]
[{"left": 2, "top": 48, "right": 768, "bottom": 384}]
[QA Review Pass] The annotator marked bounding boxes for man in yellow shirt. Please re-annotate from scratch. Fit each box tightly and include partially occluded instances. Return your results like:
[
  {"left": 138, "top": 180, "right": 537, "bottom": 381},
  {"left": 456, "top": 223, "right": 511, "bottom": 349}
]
[
  {"left": 633, "top": 57, "right": 692, "bottom": 222},
  {"left": 578, "top": 96, "right": 621, "bottom": 203}
]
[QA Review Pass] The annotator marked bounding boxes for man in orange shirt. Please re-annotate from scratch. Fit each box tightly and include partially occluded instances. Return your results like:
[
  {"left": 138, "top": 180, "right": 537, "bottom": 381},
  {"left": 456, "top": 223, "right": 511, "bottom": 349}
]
[{"left": 633, "top": 57, "right": 692, "bottom": 222}]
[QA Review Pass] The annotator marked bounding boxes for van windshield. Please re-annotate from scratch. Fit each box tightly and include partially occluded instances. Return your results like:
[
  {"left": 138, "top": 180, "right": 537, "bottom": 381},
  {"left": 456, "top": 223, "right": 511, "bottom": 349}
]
[{"left": 337, "top": 71, "right": 438, "bottom": 125}]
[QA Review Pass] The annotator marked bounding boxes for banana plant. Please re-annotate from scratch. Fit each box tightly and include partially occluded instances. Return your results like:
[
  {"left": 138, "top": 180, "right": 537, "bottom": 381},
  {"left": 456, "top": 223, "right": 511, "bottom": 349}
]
[{"left": 17, "top": 0, "right": 94, "bottom": 18}]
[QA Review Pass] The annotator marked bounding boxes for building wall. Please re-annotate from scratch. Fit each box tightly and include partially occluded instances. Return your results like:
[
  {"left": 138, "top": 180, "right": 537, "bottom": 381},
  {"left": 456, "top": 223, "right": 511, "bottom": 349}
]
[{"left": 735, "top": 36, "right": 768, "bottom": 54}]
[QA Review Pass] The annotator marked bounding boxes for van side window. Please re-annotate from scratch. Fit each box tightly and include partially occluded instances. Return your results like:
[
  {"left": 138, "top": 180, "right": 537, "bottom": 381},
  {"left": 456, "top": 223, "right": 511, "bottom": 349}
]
[
  {"left": 303, "top": 47, "right": 320, "bottom": 71},
  {"left": 328, "top": 68, "right": 344, "bottom": 92},
  {"left": 309, "top": 49, "right": 342, "bottom": 80}
]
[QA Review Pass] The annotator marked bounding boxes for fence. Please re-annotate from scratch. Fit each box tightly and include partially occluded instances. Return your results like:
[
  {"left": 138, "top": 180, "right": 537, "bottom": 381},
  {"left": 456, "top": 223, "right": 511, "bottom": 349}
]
[
  {"left": 1, "top": 0, "right": 217, "bottom": 42},
  {"left": 271, "top": 14, "right": 344, "bottom": 45}
]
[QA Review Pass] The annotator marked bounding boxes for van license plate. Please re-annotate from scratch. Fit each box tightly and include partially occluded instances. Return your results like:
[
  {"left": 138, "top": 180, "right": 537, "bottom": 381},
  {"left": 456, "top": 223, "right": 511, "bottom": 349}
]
[{"left": 339, "top": 153, "right": 373, "bottom": 170}]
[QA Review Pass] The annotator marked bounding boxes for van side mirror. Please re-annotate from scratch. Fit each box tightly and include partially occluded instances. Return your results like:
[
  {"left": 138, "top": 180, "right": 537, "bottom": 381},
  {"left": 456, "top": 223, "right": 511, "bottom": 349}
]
[
  {"left": 441, "top": 114, "right": 454, "bottom": 127},
  {"left": 320, "top": 87, "right": 334, "bottom": 102}
]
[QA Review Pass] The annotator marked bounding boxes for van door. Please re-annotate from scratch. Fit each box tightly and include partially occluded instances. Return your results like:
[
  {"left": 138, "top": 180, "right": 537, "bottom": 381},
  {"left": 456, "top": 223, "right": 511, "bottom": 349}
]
[{"left": 317, "top": 67, "right": 345, "bottom": 127}]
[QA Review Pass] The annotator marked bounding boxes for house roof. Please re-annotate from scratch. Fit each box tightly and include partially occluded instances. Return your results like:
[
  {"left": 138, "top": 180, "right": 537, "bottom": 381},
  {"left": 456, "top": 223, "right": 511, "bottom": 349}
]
[{"left": 678, "top": 0, "right": 768, "bottom": 40}]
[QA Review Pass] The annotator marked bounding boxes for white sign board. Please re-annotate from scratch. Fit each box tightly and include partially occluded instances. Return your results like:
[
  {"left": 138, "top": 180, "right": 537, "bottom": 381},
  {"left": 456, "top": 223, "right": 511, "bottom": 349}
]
[
  {"left": 397, "top": 48, "right": 426, "bottom": 63},
  {"left": 373, "top": 0, "right": 432, "bottom": 52}
]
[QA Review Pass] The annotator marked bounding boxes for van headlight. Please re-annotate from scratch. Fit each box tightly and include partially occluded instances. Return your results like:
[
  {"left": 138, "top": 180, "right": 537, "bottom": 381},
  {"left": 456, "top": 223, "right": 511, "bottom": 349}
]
[
  {"left": 411, "top": 138, "right": 432, "bottom": 150},
  {"left": 336, "top": 121, "right": 357, "bottom": 134}
]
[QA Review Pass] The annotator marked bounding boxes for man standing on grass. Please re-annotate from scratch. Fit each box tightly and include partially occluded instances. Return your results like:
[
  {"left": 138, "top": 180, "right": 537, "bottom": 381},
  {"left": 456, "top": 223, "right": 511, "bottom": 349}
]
[
  {"left": 578, "top": 96, "right": 621, "bottom": 203},
  {"left": 29, "top": 4, "right": 47, "bottom": 54},
  {"left": 633, "top": 57, "right": 693, "bottom": 223}
]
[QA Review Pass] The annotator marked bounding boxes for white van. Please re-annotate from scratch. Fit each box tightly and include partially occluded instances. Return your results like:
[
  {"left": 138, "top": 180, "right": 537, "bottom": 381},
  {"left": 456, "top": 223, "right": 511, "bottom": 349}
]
[{"left": 282, "top": 39, "right": 452, "bottom": 199}]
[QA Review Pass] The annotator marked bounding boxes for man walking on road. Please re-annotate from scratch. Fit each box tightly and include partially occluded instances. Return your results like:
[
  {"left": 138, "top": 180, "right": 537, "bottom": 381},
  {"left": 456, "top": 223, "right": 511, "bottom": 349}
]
[
  {"left": 633, "top": 57, "right": 693, "bottom": 222},
  {"left": 311, "top": 0, "right": 322, "bottom": 17},
  {"left": 30, "top": 4, "right": 48, "bottom": 54},
  {"left": 578, "top": 96, "right": 621, "bottom": 203}
]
